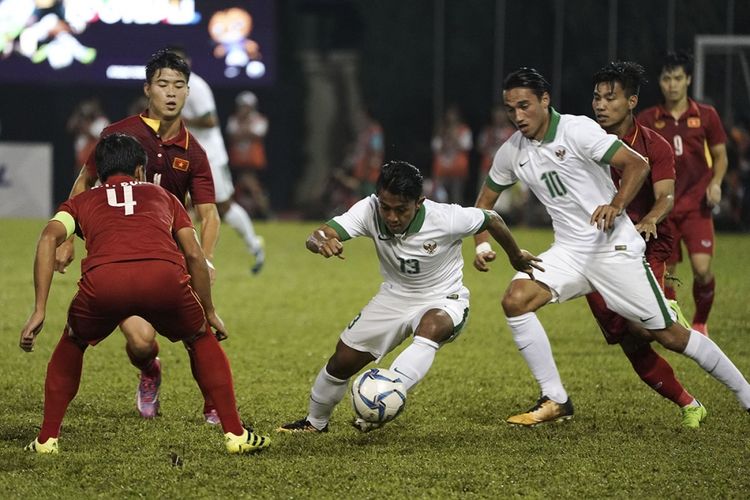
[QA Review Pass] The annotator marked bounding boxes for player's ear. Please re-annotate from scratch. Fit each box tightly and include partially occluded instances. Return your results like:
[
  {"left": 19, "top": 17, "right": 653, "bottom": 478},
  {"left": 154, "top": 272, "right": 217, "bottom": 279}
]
[
  {"left": 628, "top": 94, "right": 638, "bottom": 111},
  {"left": 135, "top": 165, "right": 145, "bottom": 181},
  {"left": 143, "top": 82, "right": 150, "bottom": 98},
  {"left": 416, "top": 195, "right": 426, "bottom": 208}
]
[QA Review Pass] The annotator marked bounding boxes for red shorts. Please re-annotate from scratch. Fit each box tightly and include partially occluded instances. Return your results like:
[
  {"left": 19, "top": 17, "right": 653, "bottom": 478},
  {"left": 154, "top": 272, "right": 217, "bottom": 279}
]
[
  {"left": 586, "top": 250, "right": 668, "bottom": 345},
  {"left": 668, "top": 209, "right": 714, "bottom": 264},
  {"left": 67, "top": 260, "right": 206, "bottom": 345}
]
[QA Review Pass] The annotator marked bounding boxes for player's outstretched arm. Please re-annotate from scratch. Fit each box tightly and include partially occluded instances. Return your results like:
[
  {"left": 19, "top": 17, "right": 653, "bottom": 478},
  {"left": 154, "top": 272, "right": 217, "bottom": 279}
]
[
  {"left": 473, "top": 184, "right": 502, "bottom": 271},
  {"left": 485, "top": 210, "right": 543, "bottom": 278},
  {"left": 21, "top": 220, "right": 69, "bottom": 352},
  {"left": 636, "top": 179, "right": 674, "bottom": 241},
  {"left": 306, "top": 224, "right": 344, "bottom": 259},
  {"left": 176, "top": 227, "right": 226, "bottom": 338},
  {"left": 55, "top": 166, "right": 97, "bottom": 273},
  {"left": 194, "top": 203, "right": 221, "bottom": 284}
]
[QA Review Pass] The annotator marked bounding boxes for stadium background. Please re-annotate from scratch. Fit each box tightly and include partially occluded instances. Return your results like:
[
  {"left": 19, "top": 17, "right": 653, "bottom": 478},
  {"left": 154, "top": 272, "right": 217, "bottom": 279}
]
[{"left": 0, "top": 0, "right": 749, "bottom": 228}]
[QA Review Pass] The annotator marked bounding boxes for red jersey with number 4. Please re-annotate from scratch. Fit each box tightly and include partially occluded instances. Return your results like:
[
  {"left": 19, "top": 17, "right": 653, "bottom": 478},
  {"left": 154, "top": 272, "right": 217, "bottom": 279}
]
[
  {"left": 637, "top": 99, "right": 726, "bottom": 214},
  {"left": 84, "top": 113, "right": 215, "bottom": 206},
  {"left": 57, "top": 175, "right": 194, "bottom": 275}
]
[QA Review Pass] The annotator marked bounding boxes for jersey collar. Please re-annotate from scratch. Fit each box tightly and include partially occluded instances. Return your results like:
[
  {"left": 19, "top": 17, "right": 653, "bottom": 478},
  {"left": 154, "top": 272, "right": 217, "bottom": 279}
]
[
  {"left": 376, "top": 203, "right": 426, "bottom": 238},
  {"left": 655, "top": 98, "right": 700, "bottom": 119},
  {"left": 541, "top": 107, "right": 561, "bottom": 144},
  {"left": 139, "top": 112, "right": 190, "bottom": 150}
]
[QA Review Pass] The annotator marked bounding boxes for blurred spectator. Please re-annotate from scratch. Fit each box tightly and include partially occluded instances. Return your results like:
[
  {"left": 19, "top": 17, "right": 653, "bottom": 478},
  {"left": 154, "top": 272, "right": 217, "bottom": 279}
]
[
  {"left": 431, "top": 104, "right": 472, "bottom": 204},
  {"left": 226, "top": 91, "right": 271, "bottom": 219},
  {"left": 726, "top": 122, "right": 750, "bottom": 230},
  {"left": 127, "top": 95, "right": 149, "bottom": 117},
  {"left": 66, "top": 97, "right": 109, "bottom": 176},
  {"left": 476, "top": 103, "right": 530, "bottom": 225},
  {"left": 476, "top": 104, "right": 515, "bottom": 189},
  {"left": 321, "top": 107, "right": 384, "bottom": 218}
]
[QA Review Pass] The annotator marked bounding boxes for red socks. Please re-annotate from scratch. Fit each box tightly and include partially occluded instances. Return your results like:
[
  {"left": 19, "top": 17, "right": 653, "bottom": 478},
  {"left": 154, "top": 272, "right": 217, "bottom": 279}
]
[
  {"left": 188, "top": 332, "right": 243, "bottom": 435},
  {"left": 39, "top": 331, "right": 86, "bottom": 443},
  {"left": 624, "top": 343, "right": 694, "bottom": 407},
  {"left": 692, "top": 278, "right": 715, "bottom": 325}
]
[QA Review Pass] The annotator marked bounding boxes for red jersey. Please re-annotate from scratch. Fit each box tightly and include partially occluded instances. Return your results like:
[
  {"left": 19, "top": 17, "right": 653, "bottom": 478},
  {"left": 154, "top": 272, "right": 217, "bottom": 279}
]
[
  {"left": 58, "top": 175, "right": 194, "bottom": 275},
  {"left": 637, "top": 99, "right": 727, "bottom": 213},
  {"left": 610, "top": 120, "right": 676, "bottom": 261},
  {"left": 85, "top": 114, "right": 215, "bottom": 206}
]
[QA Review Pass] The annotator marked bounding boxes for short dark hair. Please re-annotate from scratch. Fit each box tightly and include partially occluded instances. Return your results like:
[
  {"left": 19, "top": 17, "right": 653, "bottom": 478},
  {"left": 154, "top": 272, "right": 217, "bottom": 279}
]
[
  {"left": 661, "top": 50, "right": 693, "bottom": 77},
  {"left": 145, "top": 48, "right": 190, "bottom": 84},
  {"left": 376, "top": 161, "right": 423, "bottom": 201},
  {"left": 95, "top": 133, "right": 148, "bottom": 182},
  {"left": 592, "top": 61, "right": 647, "bottom": 98},
  {"left": 503, "top": 67, "right": 551, "bottom": 100}
]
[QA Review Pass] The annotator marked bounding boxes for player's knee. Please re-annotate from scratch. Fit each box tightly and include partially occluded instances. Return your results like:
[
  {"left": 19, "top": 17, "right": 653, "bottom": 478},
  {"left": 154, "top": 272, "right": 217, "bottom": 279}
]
[{"left": 502, "top": 291, "right": 527, "bottom": 317}]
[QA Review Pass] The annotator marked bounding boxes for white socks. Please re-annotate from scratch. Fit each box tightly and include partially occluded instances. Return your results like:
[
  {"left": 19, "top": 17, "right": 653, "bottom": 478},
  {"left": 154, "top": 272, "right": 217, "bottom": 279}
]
[
  {"left": 683, "top": 330, "right": 750, "bottom": 409},
  {"left": 506, "top": 312, "right": 568, "bottom": 404},
  {"left": 389, "top": 336, "right": 440, "bottom": 391},
  {"left": 223, "top": 202, "right": 261, "bottom": 253},
  {"left": 307, "top": 367, "right": 348, "bottom": 430}
]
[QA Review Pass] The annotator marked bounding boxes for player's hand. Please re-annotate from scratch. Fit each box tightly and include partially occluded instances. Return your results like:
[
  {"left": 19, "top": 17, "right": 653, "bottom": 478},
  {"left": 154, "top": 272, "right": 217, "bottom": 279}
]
[
  {"left": 635, "top": 221, "right": 658, "bottom": 242},
  {"left": 313, "top": 231, "right": 345, "bottom": 259},
  {"left": 206, "top": 259, "right": 216, "bottom": 286},
  {"left": 20, "top": 311, "right": 45, "bottom": 352},
  {"left": 510, "top": 249, "right": 544, "bottom": 278},
  {"left": 590, "top": 204, "right": 622, "bottom": 232},
  {"left": 55, "top": 239, "right": 75, "bottom": 273},
  {"left": 474, "top": 250, "right": 497, "bottom": 272},
  {"left": 206, "top": 310, "right": 227, "bottom": 341},
  {"left": 706, "top": 182, "right": 722, "bottom": 207}
]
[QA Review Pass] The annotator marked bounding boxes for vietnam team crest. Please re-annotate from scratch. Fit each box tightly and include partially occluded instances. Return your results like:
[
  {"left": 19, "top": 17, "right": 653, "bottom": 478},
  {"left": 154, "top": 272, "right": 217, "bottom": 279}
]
[
  {"left": 654, "top": 120, "right": 665, "bottom": 129},
  {"left": 687, "top": 117, "right": 701, "bottom": 128},
  {"left": 423, "top": 241, "right": 437, "bottom": 254},
  {"left": 172, "top": 157, "right": 190, "bottom": 171}
]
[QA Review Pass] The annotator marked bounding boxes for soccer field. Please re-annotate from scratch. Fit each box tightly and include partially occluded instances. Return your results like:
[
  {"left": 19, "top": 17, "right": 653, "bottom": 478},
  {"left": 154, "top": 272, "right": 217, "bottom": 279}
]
[{"left": 1, "top": 219, "right": 748, "bottom": 498}]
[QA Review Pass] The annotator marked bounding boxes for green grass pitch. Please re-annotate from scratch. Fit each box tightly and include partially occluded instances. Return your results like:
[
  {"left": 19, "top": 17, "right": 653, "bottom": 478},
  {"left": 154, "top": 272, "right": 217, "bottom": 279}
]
[{"left": 1, "top": 218, "right": 749, "bottom": 498}]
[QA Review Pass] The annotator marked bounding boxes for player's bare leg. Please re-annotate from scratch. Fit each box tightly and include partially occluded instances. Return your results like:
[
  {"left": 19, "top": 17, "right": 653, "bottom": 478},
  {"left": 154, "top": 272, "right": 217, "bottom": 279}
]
[{"left": 121, "top": 316, "right": 162, "bottom": 419}]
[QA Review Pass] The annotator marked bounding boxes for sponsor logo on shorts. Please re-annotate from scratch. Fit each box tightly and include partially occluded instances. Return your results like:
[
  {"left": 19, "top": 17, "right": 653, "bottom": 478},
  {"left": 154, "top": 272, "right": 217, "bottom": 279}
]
[
  {"left": 172, "top": 157, "right": 190, "bottom": 171},
  {"left": 701, "top": 239, "right": 712, "bottom": 248}
]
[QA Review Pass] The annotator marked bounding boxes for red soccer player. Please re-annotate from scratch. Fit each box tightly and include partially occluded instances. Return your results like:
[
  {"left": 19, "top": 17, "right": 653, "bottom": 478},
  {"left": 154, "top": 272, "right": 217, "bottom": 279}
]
[
  {"left": 20, "top": 134, "right": 269, "bottom": 454},
  {"left": 55, "top": 49, "right": 223, "bottom": 423},
  {"left": 590, "top": 61, "right": 705, "bottom": 427},
  {"left": 638, "top": 51, "right": 728, "bottom": 336}
]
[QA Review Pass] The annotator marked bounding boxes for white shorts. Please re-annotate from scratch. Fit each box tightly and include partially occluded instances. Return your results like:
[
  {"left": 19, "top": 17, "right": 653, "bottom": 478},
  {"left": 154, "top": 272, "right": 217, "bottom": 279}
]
[
  {"left": 512, "top": 243, "right": 675, "bottom": 330},
  {"left": 211, "top": 162, "right": 235, "bottom": 203},
  {"left": 340, "top": 284, "right": 470, "bottom": 362}
]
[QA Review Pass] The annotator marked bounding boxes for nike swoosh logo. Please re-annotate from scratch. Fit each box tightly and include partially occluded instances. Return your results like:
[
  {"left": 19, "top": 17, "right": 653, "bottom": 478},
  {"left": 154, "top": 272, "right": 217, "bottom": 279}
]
[
  {"left": 393, "top": 367, "right": 414, "bottom": 380},
  {"left": 639, "top": 315, "right": 656, "bottom": 322},
  {"left": 519, "top": 160, "right": 529, "bottom": 167}
]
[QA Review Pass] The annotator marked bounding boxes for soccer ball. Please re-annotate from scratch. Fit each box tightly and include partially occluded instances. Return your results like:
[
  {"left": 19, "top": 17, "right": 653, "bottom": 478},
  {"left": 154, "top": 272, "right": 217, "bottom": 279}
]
[{"left": 351, "top": 368, "right": 407, "bottom": 423}]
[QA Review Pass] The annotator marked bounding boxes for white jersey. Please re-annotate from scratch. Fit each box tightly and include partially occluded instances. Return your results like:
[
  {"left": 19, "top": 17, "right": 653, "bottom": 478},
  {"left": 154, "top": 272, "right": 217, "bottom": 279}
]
[
  {"left": 487, "top": 109, "right": 644, "bottom": 253},
  {"left": 183, "top": 72, "right": 229, "bottom": 169},
  {"left": 328, "top": 196, "right": 489, "bottom": 299}
]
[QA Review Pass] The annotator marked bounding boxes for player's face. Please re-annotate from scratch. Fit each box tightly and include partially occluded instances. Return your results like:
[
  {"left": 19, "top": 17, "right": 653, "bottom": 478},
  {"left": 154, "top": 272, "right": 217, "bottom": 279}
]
[
  {"left": 144, "top": 68, "right": 189, "bottom": 121},
  {"left": 659, "top": 67, "right": 691, "bottom": 104},
  {"left": 592, "top": 81, "right": 636, "bottom": 133},
  {"left": 503, "top": 88, "right": 550, "bottom": 141},
  {"left": 377, "top": 190, "right": 424, "bottom": 234}
]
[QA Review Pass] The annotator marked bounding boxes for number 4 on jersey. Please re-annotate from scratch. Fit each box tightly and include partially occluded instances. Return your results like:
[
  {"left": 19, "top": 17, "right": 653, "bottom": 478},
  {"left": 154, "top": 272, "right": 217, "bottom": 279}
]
[{"left": 106, "top": 184, "right": 137, "bottom": 215}]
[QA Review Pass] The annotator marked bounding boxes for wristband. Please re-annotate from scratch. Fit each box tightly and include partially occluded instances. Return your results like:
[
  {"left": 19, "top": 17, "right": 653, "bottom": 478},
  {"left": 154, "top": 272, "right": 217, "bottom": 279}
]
[{"left": 475, "top": 242, "right": 492, "bottom": 255}]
